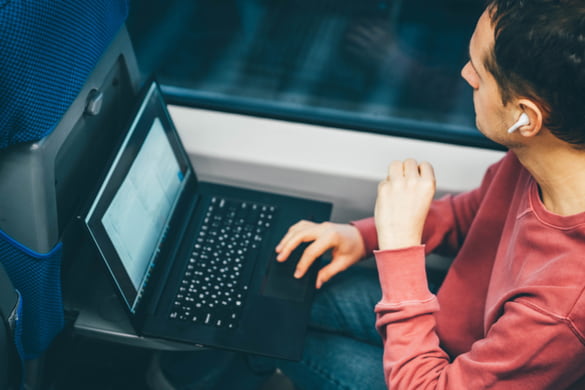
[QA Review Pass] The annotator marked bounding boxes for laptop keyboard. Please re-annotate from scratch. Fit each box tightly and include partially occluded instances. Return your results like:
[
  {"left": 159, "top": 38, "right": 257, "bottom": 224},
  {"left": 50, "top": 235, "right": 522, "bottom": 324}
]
[{"left": 169, "top": 196, "right": 277, "bottom": 329}]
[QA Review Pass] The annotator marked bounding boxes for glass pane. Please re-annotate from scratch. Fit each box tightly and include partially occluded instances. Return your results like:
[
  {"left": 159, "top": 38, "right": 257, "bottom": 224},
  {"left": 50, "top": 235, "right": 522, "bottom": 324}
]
[{"left": 127, "top": 0, "right": 496, "bottom": 148}]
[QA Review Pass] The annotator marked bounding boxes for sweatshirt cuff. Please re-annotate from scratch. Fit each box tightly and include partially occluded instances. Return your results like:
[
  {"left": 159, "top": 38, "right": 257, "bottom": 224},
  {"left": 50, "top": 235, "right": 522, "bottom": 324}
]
[
  {"left": 374, "top": 245, "right": 433, "bottom": 304},
  {"left": 351, "top": 217, "right": 378, "bottom": 256}
]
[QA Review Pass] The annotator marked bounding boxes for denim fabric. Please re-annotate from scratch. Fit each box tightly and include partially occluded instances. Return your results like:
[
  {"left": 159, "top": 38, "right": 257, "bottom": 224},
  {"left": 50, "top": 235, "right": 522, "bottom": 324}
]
[
  {"left": 276, "top": 265, "right": 385, "bottom": 390},
  {"left": 160, "top": 265, "right": 385, "bottom": 390}
]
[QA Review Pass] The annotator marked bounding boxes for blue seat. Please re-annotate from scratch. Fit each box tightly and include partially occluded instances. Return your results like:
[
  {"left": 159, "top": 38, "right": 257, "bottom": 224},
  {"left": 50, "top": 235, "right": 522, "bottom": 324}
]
[
  {"left": 0, "top": 1, "right": 132, "bottom": 386},
  {"left": 0, "top": 262, "right": 20, "bottom": 389}
]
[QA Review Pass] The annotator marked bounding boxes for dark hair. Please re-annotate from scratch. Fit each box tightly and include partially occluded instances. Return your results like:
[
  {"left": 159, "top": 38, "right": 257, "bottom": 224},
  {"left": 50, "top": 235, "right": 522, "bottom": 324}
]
[{"left": 485, "top": 0, "right": 585, "bottom": 147}]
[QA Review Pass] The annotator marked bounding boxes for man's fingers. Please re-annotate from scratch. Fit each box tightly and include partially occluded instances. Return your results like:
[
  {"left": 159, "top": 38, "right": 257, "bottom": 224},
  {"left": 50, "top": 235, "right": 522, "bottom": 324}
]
[
  {"left": 275, "top": 220, "right": 303, "bottom": 251},
  {"left": 276, "top": 234, "right": 309, "bottom": 262},
  {"left": 388, "top": 160, "right": 404, "bottom": 179},
  {"left": 275, "top": 220, "right": 316, "bottom": 262},
  {"left": 293, "top": 237, "right": 331, "bottom": 279},
  {"left": 403, "top": 158, "right": 420, "bottom": 177},
  {"left": 315, "top": 260, "right": 349, "bottom": 289},
  {"left": 418, "top": 161, "right": 435, "bottom": 180}
]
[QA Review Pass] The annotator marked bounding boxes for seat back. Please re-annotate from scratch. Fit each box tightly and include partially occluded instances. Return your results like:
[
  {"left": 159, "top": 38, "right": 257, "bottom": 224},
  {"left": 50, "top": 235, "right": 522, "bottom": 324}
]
[
  {"left": 0, "top": 22, "right": 141, "bottom": 386},
  {"left": 0, "top": 263, "right": 20, "bottom": 389}
]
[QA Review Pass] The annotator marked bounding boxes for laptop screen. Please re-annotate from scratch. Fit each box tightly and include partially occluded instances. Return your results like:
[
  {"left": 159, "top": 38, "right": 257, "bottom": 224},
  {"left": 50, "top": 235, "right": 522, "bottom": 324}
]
[{"left": 85, "top": 81, "right": 192, "bottom": 313}]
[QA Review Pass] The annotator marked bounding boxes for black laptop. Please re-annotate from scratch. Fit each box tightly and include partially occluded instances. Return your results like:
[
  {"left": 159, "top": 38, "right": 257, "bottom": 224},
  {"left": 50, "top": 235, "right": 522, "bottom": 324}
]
[{"left": 83, "top": 80, "right": 331, "bottom": 360}]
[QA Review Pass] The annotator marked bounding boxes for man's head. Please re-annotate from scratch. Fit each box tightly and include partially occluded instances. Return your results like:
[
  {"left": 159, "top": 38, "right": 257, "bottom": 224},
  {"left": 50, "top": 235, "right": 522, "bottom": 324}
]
[{"left": 484, "top": 0, "right": 585, "bottom": 148}]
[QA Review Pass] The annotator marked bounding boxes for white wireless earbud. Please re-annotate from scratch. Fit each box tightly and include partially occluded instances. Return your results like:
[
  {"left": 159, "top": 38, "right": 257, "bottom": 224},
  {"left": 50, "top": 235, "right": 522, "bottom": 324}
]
[{"left": 507, "top": 113, "right": 530, "bottom": 134}]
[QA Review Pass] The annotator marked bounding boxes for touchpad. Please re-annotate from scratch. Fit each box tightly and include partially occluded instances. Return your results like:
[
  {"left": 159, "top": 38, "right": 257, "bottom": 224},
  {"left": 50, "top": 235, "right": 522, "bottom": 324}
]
[{"left": 261, "top": 243, "right": 313, "bottom": 302}]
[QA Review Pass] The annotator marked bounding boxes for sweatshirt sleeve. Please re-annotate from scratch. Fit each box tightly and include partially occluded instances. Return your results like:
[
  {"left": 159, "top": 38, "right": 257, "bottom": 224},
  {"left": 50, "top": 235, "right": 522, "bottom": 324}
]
[
  {"left": 353, "top": 154, "right": 508, "bottom": 258},
  {"left": 352, "top": 193, "right": 480, "bottom": 258},
  {"left": 374, "top": 247, "right": 585, "bottom": 390}
]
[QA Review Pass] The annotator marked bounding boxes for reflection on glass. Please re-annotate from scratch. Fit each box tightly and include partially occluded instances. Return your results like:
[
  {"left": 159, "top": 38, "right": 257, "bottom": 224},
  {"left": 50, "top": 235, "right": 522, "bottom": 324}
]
[{"left": 128, "top": 0, "right": 489, "bottom": 147}]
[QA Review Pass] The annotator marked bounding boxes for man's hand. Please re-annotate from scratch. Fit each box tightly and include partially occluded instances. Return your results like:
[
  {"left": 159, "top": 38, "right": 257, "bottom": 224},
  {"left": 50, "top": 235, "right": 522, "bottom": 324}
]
[
  {"left": 275, "top": 221, "right": 366, "bottom": 288},
  {"left": 375, "top": 159, "right": 436, "bottom": 251}
]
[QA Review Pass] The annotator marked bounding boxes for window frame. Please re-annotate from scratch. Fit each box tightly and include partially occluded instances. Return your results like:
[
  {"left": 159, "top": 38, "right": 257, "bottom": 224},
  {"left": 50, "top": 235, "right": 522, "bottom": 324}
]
[{"left": 163, "top": 85, "right": 505, "bottom": 151}]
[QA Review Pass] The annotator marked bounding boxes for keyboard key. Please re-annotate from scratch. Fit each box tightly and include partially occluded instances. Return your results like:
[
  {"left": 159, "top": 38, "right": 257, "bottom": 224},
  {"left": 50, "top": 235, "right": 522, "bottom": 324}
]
[{"left": 169, "top": 196, "right": 277, "bottom": 329}]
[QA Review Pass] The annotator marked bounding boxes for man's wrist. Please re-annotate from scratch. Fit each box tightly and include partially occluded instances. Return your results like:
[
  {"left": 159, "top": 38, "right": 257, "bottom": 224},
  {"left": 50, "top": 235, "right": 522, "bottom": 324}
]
[{"left": 377, "top": 229, "right": 421, "bottom": 251}]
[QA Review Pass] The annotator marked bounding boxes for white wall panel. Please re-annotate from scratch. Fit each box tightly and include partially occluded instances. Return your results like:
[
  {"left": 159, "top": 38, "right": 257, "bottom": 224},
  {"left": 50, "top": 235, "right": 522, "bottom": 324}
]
[{"left": 169, "top": 105, "right": 504, "bottom": 223}]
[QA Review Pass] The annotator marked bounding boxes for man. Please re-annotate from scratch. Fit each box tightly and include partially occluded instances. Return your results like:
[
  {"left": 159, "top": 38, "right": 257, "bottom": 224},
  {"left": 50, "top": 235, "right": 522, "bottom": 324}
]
[
  {"left": 275, "top": 0, "right": 585, "bottom": 388},
  {"left": 156, "top": 0, "right": 585, "bottom": 388}
]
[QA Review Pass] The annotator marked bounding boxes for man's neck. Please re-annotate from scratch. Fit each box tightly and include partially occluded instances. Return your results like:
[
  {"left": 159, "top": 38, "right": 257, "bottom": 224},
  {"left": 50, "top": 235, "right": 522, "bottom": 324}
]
[{"left": 514, "top": 141, "right": 585, "bottom": 216}]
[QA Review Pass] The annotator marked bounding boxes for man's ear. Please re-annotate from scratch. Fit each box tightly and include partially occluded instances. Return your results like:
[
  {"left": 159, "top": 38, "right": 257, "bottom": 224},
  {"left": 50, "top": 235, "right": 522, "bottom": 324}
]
[{"left": 515, "top": 98, "right": 544, "bottom": 138}]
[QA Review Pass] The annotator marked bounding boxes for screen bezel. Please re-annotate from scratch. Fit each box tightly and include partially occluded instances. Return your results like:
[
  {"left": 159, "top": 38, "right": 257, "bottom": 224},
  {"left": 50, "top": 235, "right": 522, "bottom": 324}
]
[{"left": 84, "top": 80, "right": 193, "bottom": 313}]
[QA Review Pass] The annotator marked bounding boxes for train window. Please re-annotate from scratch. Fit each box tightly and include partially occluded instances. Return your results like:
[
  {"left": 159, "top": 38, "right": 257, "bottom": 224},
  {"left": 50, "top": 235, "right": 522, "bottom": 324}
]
[{"left": 127, "top": 0, "right": 499, "bottom": 149}]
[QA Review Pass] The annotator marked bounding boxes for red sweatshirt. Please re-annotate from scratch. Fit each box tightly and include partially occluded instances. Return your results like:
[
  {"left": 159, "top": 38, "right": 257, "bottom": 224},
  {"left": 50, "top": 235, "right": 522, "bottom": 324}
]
[{"left": 353, "top": 152, "right": 585, "bottom": 389}]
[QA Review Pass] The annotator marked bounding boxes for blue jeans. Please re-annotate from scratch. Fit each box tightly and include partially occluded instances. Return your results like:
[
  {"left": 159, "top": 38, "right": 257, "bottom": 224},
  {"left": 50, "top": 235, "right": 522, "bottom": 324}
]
[
  {"left": 160, "top": 265, "right": 385, "bottom": 390},
  {"left": 276, "top": 265, "right": 385, "bottom": 390}
]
